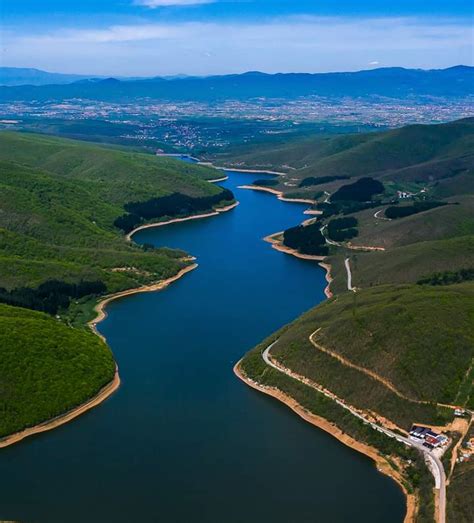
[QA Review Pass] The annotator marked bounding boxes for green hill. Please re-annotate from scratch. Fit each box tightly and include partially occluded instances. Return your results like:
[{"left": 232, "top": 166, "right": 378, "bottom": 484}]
[
  {"left": 0, "top": 132, "right": 231, "bottom": 296},
  {"left": 214, "top": 118, "right": 474, "bottom": 199},
  {"left": 0, "top": 303, "right": 115, "bottom": 438},
  {"left": 0, "top": 131, "right": 222, "bottom": 203},
  {"left": 243, "top": 284, "right": 472, "bottom": 430}
]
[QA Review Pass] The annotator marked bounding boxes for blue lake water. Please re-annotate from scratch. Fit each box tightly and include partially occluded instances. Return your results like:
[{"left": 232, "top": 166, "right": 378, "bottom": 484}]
[{"left": 0, "top": 170, "right": 405, "bottom": 522}]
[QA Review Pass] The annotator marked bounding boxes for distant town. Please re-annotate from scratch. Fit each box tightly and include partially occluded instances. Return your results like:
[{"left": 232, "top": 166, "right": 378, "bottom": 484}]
[{"left": 1, "top": 95, "right": 472, "bottom": 152}]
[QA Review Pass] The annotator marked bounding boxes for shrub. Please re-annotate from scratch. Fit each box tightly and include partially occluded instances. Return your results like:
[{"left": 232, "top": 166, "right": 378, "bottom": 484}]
[
  {"left": 253, "top": 178, "right": 279, "bottom": 187},
  {"left": 331, "top": 177, "right": 384, "bottom": 202},
  {"left": 115, "top": 189, "right": 235, "bottom": 232},
  {"left": 385, "top": 201, "right": 448, "bottom": 219},
  {"left": 283, "top": 222, "right": 329, "bottom": 256}
]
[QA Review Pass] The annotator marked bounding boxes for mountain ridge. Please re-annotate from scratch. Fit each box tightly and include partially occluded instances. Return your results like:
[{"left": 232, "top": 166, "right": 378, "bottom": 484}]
[{"left": 1, "top": 65, "right": 472, "bottom": 100}]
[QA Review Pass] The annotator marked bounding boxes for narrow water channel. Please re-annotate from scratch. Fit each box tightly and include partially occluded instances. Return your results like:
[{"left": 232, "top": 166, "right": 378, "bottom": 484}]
[{"left": 0, "top": 170, "right": 405, "bottom": 522}]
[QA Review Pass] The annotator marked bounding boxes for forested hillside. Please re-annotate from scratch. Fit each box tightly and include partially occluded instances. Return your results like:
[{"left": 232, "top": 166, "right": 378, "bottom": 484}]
[
  {"left": 0, "top": 304, "right": 115, "bottom": 437},
  {"left": 0, "top": 131, "right": 229, "bottom": 440}
]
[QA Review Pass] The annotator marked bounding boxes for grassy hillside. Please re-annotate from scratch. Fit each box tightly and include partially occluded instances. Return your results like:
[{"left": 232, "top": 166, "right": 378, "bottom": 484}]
[
  {"left": 346, "top": 236, "right": 474, "bottom": 289},
  {"left": 266, "top": 283, "right": 472, "bottom": 428},
  {"left": 352, "top": 196, "right": 474, "bottom": 250},
  {"left": 0, "top": 132, "right": 232, "bottom": 294},
  {"left": 295, "top": 284, "right": 473, "bottom": 406},
  {"left": 0, "top": 131, "right": 222, "bottom": 202},
  {"left": 0, "top": 159, "right": 188, "bottom": 294},
  {"left": 241, "top": 283, "right": 473, "bottom": 429},
  {"left": 0, "top": 304, "right": 115, "bottom": 438},
  {"left": 238, "top": 118, "right": 474, "bottom": 522},
  {"left": 214, "top": 118, "right": 474, "bottom": 199},
  {"left": 0, "top": 131, "right": 230, "bottom": 439}
]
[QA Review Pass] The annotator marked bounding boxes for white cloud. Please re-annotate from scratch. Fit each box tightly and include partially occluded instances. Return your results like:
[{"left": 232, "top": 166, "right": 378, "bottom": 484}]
[
  {"left": 369, "top": 61, "right": 380, "bottom": 65},
  {"left": 134, "top": 0, "right": 215, "bottom": 7},
  {"left": 3, "top": 16, "right": 472, "bottom": 76}
]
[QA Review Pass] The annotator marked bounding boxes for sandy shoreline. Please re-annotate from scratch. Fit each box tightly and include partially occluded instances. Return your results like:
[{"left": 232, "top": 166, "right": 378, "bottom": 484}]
[
  {"left": 0, "top": 264, "right": 198, "bottom": 450},
  {"left": 125, "top": 201, "right": 239, "bottom": 241},
  {"left": 238, "top": 184, "right": 317, "bottom": 205},
  {"left": 0, "top": 367, "right": 121, "bottom": 449},
  {"left": 234, "top": 361, "right": 416, "bottom": 523},
  {"left": 89, "top": 263, "right": 198, "bottom": 337},
  {"left": 318, "top": 262, "right": 334, "bottom": 298},
  {"left": 0, "top": 189, "right": 237, "bottom": 449},
  {"left": 263, "top": 232, "right": 326, "bottom": 262},
  {"left": 215, "top": 166, "right": 287, "bottom": 176}
]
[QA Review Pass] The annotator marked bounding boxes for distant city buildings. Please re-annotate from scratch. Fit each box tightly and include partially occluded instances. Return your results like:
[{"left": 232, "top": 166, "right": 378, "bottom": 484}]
[{"left": 1, "top": 94, "right": 473, "bottom": 152}]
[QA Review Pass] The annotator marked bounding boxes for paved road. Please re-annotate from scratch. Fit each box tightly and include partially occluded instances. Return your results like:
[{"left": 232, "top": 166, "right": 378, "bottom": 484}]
[
  {"left": 320, "top": 224, "right": 341, "bottom": 247},
  {"left": 374, "top": 209, "right": 391, "bottom": 221},
  {"left": 262, "top": 340, "right": 446, "bottom": 523},
  {"left": 344, "top": 257, "right": 355, "bottom": 291}
]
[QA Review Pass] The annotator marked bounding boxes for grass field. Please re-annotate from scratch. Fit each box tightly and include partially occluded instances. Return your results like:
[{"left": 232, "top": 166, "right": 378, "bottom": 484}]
[
  {"left": 347, "top": 235, "right": 474, "bottom": 288},
  {"left": 265, "top": 284, "right": 473, "bottom": 429},
  {"left": 351, "top": 196, "right": 474, "bottom": 250}
]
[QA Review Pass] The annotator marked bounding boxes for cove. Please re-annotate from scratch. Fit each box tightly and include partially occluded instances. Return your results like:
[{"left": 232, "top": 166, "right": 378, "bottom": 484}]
[{"left": 0, "top": 170, "right": 405, "bottom": 522}]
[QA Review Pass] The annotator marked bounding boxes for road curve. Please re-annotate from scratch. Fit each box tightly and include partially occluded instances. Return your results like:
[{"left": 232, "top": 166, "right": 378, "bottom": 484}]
[
  {"left": 344, "top": 257, "right": 355, "bottom": 291},
  {"left": 262, "top": 340, "right": 446, "bottom": 523}
]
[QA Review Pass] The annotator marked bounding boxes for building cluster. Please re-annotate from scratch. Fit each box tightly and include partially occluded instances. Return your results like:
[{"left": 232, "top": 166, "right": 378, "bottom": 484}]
[
  {"left": 457, "top": 437, "right": 473, "bottom": 463},
  {"left": 409, "top": 425, "right": 449, "bottom": 450}
]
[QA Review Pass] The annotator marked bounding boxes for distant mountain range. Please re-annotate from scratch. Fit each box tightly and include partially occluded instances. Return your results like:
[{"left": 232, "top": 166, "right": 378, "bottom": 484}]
[
  {"left": 0, "top": 65, "right": 472, "bottom": 101},
  {"left": 0, "top": 67, "right": 99, "bottom": 86}
]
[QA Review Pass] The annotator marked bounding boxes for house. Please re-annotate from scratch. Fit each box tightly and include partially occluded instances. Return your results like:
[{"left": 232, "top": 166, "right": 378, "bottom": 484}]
[
  {"left": 409, "top": 425, "right": 446, "bottom": 448},
  {"left": 397, "top": 190, "right": 412, "bottom": 199}
]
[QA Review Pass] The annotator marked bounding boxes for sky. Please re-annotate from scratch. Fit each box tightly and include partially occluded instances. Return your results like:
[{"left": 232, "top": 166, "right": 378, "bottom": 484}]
[{"left": 1, "top": 0, "right": 473, "bottom": 76}]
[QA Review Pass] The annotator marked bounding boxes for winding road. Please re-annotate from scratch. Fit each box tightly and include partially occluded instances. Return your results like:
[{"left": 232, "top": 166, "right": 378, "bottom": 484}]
[
  {"left": 344, "top": 257, "right": 355, "bottom": 291},
  {"left": 261, "top": 340, "right": 446, "bottom": 523}
]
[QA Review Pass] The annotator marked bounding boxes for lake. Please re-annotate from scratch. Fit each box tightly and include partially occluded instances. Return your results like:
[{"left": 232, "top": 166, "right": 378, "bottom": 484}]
[{"left": 0, "top": 170, "right": 405, "bottom": 522}]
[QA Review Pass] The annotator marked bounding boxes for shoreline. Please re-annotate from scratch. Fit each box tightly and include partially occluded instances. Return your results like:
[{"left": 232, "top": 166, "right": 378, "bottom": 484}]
[
  {"left": 156, "top": 153, "right": 286, "bottom": 176},
  {"left": 125, "top": 201, "right": 239, "bottom": 241},
  {"left": 89, "top": 263, "right": 199, "bottom": 337},
  {"left": 234, "top": 361, "right": 416, "bottom": 523},
  {"left": 263, "top": 232, "right": 326, "bottom": 262},
  {"left": 208, "top": 165, "right": 287, "bottom": 176},
  {"left": 0, "top": 265, "right": 199, "bottom": 450},
  {"left": 238, "top": 184, "right": 317, "bottom": 205},
  {"left": 0, "top": 367, "right": 121, "bottom": 449},
  {"left": 318, "top": 262, "right": 334, "bottom": 298}
]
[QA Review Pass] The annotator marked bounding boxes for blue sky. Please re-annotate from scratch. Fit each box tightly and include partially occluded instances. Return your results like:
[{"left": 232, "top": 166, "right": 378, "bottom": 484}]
[{"left": 1, "top": 1, "right": 473, "bottom": 75}]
